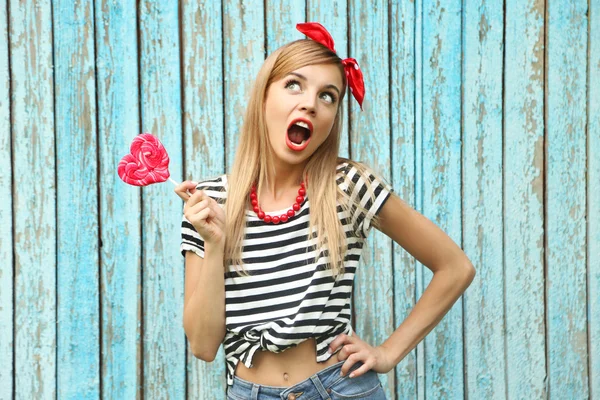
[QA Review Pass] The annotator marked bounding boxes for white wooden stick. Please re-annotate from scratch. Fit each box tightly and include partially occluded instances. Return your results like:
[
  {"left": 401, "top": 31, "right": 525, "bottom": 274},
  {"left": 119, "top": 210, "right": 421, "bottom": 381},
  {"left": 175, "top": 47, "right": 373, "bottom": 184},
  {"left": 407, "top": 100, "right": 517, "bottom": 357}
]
[{"left": 168, "top": 176, "right": 193, "bottom": 197}]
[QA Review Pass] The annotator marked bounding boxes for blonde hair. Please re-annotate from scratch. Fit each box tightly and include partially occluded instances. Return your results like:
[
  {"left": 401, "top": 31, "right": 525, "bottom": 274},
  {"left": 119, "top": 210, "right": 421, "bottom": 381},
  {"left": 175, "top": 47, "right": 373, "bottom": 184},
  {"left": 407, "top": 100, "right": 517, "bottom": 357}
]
[{"left": 224, "top": 39, "right": 383, "bottom": 278}]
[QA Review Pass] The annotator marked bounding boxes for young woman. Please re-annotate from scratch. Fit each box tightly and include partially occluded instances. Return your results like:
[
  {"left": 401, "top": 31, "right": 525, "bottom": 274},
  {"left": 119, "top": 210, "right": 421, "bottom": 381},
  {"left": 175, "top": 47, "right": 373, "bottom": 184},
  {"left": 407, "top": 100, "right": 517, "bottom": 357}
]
[{"left": 176, "top": 22, "right": 475, "bottom": 400}]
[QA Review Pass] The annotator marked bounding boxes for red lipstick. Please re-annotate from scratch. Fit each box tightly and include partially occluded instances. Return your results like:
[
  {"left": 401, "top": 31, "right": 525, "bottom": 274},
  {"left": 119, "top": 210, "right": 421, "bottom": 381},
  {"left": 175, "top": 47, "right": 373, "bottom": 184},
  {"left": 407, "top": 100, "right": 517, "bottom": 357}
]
[{"left": 286, "top": 118, "right": 313, "bottom": 152}]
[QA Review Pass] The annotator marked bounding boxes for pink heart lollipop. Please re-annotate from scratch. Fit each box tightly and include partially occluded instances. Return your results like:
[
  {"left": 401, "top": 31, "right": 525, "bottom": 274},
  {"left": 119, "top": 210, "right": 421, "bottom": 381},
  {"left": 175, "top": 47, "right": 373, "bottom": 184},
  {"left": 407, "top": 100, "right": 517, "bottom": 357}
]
[{"left": 118, "top": 133, "right": 178, "bottom": 187}]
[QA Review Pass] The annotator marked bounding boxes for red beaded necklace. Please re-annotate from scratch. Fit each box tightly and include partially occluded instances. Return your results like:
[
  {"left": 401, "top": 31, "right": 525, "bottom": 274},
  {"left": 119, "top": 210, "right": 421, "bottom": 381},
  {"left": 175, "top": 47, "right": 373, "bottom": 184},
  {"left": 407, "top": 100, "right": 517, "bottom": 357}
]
[{"left": 250, "top": 181, "right": 306, "bottom": 224}]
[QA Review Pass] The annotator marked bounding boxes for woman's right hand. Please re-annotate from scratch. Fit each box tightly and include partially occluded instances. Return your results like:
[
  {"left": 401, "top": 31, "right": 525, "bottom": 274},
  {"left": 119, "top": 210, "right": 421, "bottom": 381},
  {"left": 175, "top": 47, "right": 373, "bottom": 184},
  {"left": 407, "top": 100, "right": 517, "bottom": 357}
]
[{"left": 175, "top": 181, "right": 225, "bottom": 247}]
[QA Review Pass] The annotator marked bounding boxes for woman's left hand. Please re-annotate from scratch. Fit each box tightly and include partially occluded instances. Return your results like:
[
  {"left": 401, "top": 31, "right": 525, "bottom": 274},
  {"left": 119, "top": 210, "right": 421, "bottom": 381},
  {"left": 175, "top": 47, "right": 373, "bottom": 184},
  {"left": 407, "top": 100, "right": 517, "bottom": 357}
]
[{"left": 328, "top": 333, "right": 395, "bottom": 378}]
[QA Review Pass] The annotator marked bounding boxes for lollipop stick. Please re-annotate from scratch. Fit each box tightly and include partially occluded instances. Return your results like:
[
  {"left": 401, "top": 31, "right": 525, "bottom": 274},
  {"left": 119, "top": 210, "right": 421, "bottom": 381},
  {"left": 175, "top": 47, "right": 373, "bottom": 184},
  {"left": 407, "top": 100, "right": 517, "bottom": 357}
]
[{"left": 168, "top": 176, "right": 194, "bottom": 197}]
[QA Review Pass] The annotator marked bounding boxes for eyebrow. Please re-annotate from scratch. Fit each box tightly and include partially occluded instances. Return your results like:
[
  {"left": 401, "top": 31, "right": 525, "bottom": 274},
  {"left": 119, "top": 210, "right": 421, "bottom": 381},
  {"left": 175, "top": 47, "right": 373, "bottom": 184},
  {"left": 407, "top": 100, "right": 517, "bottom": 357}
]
[{"left": 287, "top": 72, "right": 340, "bottom": 95}]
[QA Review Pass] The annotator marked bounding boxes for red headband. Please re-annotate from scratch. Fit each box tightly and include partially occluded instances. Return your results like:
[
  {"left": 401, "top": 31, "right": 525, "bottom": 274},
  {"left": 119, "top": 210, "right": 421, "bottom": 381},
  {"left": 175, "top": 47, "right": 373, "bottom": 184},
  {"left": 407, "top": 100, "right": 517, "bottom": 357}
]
[{"left": 296, "top": 22, "right": 365, "bottom": 110}]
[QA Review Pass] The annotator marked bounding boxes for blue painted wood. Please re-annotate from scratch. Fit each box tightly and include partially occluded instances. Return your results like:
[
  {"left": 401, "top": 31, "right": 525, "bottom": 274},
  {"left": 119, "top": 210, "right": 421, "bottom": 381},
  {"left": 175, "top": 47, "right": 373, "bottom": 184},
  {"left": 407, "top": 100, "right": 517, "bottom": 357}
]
[
  {"left": 53, "top": 1, "right": 100, "bottom": 398},
  {"left": 414, "top": 3, "right": 425, "bottom": 397},
  {"left": 421, "top": 0, "right": 464, "bottom": 397},
  {"left": 223, "top": 0, "right": 265, "bottom": 172},
  {"left": 462, "top": 1, "right": 505, "bottom": 398},
  {"left": 546, "top": 0, "right": 589, "bottom": 397},
  {"left": 2, "top": 1, "right": 599, "bottom": 398},
  {"left": 266, "top": 0, "right": 305, "bottom": 53},
  {"left": 390, "top": 0, "right": 418, "bottom": 398},
  {"left": 181, "top": 0, "right": 228, "bottom": 397},
  {"left": 0, "top": 1, "right": 13, "bottom": 398},
  {"left": 9, "top": 0, "right": 57, "bottom": 398},
  {"left": 589, "top": 1, "right": 600, "bottom": 397},
  {"left": 504, "top": 0, "right": 546, "bottom": 398},
  {"left": 95, "top": 1, "right": 142, "bottom": 398},
  {"left": 138, "top": 1, "right": 186, "bottom": 398},
  {"left": 348, "top": 1, "right": 395, "bottom": 398}
]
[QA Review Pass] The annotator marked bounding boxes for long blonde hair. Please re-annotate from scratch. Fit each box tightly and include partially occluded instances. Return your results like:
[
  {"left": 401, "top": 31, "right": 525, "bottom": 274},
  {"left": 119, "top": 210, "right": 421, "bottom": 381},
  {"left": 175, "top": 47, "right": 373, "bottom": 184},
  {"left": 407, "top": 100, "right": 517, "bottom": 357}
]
[{"left": 224, "top": 39, "right": 383, "bottom": 278}]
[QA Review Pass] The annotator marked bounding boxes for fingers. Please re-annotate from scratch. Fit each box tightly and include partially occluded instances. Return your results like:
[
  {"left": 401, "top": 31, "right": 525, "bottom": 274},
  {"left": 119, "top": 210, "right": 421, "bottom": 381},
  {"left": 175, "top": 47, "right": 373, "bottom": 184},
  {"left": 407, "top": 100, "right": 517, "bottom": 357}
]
[
  {"left": 207, "top": 197, "right": 226, "bottom": 225},
  {"left": 336, "top": 344, "right": 358, "bottom": 361},
  {"left": 186, "top": 198, "right": 210, "bottom": 218},
  {"left": 343, "top": 359, "right": 372, "bottom": 378},
  {"left": 174, "top": 180, "right": 198, "bottom": 201},
  {"left": 328, "top": 333, "right": 353, "bottom": 355},
  {"left": 340, "top": 353, "right": 364, "bottom": 377},
  {"left": 186, "top": 194, "right": 224, "bottom": 224}
]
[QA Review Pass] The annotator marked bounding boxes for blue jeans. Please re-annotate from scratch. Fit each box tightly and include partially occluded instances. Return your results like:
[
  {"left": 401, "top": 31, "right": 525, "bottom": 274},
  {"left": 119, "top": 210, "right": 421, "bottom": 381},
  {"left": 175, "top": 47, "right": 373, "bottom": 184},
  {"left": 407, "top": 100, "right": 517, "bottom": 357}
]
[{"left": 226, "top": 360, "right": 387, "bottom": 399}]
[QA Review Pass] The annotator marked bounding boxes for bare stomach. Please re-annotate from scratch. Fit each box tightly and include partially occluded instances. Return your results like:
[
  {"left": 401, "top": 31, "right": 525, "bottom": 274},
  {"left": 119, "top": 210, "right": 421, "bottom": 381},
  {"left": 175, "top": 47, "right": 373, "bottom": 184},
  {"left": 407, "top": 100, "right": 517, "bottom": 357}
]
[{"left": 234, "top": 338, "right": 342, "bottom": 387}]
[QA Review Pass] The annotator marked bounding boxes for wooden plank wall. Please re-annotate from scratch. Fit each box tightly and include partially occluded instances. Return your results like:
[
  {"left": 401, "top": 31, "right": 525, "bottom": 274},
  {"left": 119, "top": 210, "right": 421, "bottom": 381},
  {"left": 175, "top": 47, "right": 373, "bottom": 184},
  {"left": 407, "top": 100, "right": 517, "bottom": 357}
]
[{"left": 0, "top": 0, "right": 597, "bottom": 399}]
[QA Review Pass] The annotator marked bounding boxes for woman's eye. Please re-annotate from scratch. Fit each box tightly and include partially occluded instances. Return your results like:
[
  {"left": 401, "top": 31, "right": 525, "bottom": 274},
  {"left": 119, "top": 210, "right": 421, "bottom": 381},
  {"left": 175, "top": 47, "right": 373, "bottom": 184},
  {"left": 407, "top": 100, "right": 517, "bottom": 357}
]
[
  {"left": 284, "top": 78, "right": 336, "bottom": 104},
  {"left": 285, "top": 80, "right": 301, "bottom": 91},
  {"left": 321, "top": 92, "right": 336, "bottom": 103}
]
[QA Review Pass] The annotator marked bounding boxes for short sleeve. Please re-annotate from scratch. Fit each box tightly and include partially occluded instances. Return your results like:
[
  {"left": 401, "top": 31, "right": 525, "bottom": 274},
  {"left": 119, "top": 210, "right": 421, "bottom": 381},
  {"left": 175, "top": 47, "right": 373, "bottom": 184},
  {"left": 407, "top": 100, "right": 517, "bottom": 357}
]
[
  {"left": 340, "top": 162, "right": 394, "bottom": 239},
  {"left": 180, "top": 211, "right": 205, "bottom": 258},
  {"left": 179, "top": 175, "right": 228, "bottom": 259}
]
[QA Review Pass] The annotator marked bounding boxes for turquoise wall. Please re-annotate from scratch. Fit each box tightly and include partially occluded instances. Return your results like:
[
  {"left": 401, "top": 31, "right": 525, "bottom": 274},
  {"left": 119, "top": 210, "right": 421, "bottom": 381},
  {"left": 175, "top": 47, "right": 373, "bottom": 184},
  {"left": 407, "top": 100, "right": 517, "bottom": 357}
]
[{"left": 0, "top": 0, "right": 598, "bottom": 398}]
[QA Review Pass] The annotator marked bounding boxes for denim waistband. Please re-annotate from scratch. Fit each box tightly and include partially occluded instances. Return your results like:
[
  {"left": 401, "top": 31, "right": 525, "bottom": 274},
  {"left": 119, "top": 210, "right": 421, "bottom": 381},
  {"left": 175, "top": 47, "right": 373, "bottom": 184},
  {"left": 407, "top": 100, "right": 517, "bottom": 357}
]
[{"left": 228, "top": 360, "right": 367, "bottom": 399}]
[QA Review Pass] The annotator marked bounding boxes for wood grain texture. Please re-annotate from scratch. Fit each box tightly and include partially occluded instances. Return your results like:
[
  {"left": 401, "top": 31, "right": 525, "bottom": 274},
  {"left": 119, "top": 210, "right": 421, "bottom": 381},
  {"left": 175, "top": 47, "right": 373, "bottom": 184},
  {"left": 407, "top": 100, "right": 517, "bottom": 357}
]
[
  {"left": 504, "top": 0, "right": 547, "bottom": 398},
  {"left": 0, "top": 1, "right": 13, "bottom": 398},
  {"left": 223, "top": 0, "right": 265, "bottom": 171},
  {"left": 421, "top": 0, "right": 464, "bottom": 397},
  {"left": 10, "top": 0, "right": 57, "bottom": 398},
  {"left": 266, "top": 0, "right": 305, "bottom": 53},
  {"left": 462, "top": 0, "right": 505, "bottom": 398},
  {"left": 307, "top": 0, "right": 350, "bottom": 159},
  {"left": 414, "top": 2, "right": 425, "bottom": 397},
  {"left": 181, "top": 0, "right": 227, "bottom": 397},
  {"left": 53, "top": 0, "right": 100, "bottom": 397},
  {"left": 2, "top": 1, "right": 598, "bottom": 398},
  {"left": 589, "top": 0, "right": 600, "bottom": 397},
  {"left": 390, "top": 0, "right": 419, "bottom": 398},
  {"left": 546, "top": 0, "right": 589, "bottom": 397},
  {"left": 348, "top": 0, "right": 395, "bottom": 397},
  {"left": 138, "top": 1, "right": 186, "bottom": 398},
  {"left": 95, "top": 1, "right": 142, "bottom": 398}
]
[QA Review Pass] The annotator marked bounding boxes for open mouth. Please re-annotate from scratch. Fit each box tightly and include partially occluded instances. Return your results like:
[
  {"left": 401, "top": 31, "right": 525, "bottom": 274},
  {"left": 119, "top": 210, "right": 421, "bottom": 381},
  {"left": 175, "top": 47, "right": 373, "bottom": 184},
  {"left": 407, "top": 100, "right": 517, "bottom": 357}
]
[{"left": 286, "top": 119, "right": 313, "bottom": 151}]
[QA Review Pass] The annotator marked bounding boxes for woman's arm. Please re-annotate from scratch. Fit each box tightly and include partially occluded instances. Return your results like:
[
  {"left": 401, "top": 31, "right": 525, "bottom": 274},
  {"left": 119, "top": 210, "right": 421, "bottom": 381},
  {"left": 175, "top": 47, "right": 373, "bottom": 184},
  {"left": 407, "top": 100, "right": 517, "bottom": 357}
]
[
  {"left": 375, "top": 193, "right": 475, "bottom": 365},
  {"left": 182, "top": 244, "right": 226, "bottom": 361}
]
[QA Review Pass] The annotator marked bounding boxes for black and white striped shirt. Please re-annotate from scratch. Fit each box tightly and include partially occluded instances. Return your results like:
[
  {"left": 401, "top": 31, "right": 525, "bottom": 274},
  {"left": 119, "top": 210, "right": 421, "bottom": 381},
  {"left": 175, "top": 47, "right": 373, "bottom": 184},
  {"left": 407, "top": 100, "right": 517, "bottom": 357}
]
[{"left": 180, "top": 161, "right": 393, "bottom": 386}]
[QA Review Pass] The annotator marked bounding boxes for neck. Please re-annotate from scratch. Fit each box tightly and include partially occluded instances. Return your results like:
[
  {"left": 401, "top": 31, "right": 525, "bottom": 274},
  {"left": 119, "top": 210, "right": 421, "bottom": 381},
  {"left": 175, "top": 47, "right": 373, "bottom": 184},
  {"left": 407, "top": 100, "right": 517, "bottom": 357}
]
[{"left": 265, "top": 159, "right": 306, "bottom": 201}]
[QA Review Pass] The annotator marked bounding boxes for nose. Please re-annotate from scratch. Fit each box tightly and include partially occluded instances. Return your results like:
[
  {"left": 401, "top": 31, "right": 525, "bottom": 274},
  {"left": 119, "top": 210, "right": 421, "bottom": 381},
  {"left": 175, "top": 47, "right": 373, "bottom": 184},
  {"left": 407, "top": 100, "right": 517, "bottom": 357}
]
[{"left": 299, "top": 93, "right": 317, "bottom": 115}]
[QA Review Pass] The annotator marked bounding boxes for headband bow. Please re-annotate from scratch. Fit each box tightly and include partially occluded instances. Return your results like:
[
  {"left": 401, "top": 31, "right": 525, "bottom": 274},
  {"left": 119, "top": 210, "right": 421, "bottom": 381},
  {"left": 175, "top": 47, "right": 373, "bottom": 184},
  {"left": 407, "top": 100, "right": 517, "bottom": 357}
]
[{"left": 296, "top": 22, "right": 365, "bottom": 110}]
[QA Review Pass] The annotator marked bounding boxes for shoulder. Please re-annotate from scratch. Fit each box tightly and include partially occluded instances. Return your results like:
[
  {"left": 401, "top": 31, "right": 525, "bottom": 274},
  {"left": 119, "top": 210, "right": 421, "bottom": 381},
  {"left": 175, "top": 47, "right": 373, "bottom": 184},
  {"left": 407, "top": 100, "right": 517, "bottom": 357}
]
[
  {"left": 335, "top": 159, "right": 391, "bottom": 194},
  {"left": 194, "top": 174, "right": 228, "bottom": 205}
]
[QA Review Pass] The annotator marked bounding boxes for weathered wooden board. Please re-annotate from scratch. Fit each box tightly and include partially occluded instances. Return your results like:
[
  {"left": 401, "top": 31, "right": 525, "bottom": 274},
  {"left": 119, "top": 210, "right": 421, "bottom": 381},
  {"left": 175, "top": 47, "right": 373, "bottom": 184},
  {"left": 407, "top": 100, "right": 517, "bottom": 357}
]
[
  {"left": 223, "top": 0, "right": 265, "bottom": 172},
  {"left": 95, "top": 0, "right": 142, "bottom": 398},
  {"left": 589, "top": 0, "right": 600, "bottom": 397},
  {"left": 2, "top": 1, "right": 598, "bottom": 399},
  {"left": 138, "top": 1, "right": 186, "bottom": 398},
  {"left": 53, "top": 0, "right": 101, "bottom": 398},
  {"left": 0, "top": 0, "right": 13, "bottom": 398},
  {"left": 504, "top": 0, "right": 547, "bottom": 398},
  {"left": 421, "top": 0, "right": 464, "bottom": 397},
  {"left": 462, "top": 0, "right": 506, "bottom": 398},
  {"left": 546, "top": 0, "right": 589, "bottom": 397},
  {"left": 10, "top": 0, "right": 57, "bottom": 398}
]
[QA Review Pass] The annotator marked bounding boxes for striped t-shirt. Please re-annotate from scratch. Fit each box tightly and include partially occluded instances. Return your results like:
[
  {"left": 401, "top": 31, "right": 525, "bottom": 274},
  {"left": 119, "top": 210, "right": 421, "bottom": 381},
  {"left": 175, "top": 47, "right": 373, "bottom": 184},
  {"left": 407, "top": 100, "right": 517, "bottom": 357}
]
[{"left": 180, "top": 161, "right": 393, "bottom": 386}]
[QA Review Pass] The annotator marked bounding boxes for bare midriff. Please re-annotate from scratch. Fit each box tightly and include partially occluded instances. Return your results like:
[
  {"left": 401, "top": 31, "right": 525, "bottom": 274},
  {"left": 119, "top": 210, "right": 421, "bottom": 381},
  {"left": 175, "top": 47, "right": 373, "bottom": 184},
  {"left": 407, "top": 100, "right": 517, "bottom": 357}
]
[{"left": 234, "top": 338, "right": 341, "bottom": 387}]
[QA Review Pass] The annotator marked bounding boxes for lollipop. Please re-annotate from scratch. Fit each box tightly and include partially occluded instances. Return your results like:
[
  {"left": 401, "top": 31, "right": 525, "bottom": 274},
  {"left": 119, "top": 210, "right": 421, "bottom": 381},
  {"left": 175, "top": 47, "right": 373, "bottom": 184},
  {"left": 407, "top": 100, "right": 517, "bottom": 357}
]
[{"left": 118, "top": 133, "right": 181, "bottom": 188}]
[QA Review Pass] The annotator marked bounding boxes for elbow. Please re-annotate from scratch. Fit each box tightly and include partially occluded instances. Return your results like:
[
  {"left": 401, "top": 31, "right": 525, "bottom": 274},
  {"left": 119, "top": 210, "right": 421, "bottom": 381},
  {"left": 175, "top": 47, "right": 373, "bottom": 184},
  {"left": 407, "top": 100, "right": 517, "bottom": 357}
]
[
  {"left": 191, "top": 345, "right": 218, "bottom": 362},
  {"left": 461, "top": 261, "right": 476, "bottom": 285},
  {"left": 185, "top": 335, "right": 219, "bottom": 362},
  {"left": 187, "top": 334, "right": 219, "bottom": 361}
]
